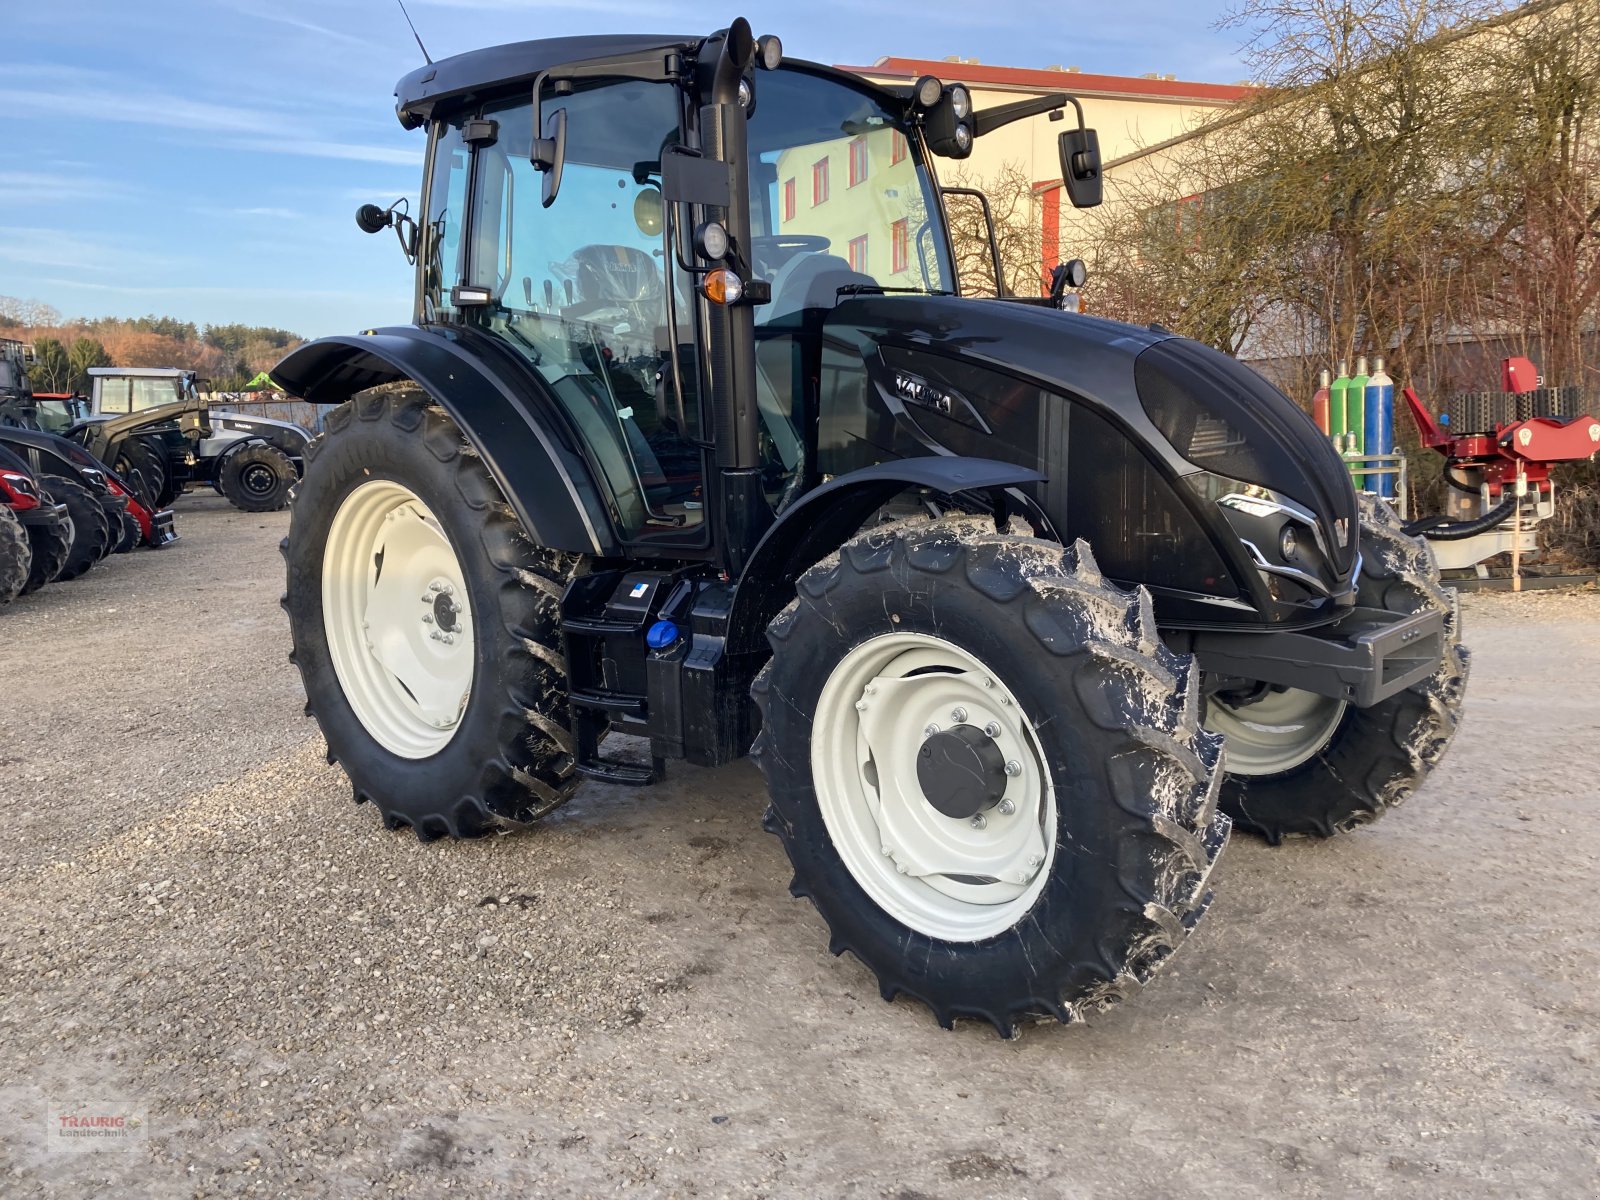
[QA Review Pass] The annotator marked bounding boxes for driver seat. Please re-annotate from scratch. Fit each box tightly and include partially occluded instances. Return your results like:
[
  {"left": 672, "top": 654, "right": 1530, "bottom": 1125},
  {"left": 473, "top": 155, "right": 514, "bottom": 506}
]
[{"left": 760, "top": 253, "right": 875, "bottom": 326}]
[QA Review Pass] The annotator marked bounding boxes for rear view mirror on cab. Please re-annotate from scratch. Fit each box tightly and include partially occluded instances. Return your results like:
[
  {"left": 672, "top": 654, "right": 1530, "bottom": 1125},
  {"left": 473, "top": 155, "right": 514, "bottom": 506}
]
[
  {"left": 529, "top": 71, "right": 568, "bottom": 208},
  {"left": 1059, "top": 127, "right": 1102, "bottom": 208}
]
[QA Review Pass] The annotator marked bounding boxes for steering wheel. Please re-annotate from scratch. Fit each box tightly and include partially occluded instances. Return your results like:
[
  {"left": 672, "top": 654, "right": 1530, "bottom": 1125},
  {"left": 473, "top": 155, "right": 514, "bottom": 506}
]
[{"left": 752, "top": 234, "right": 831, "bottom": 275}]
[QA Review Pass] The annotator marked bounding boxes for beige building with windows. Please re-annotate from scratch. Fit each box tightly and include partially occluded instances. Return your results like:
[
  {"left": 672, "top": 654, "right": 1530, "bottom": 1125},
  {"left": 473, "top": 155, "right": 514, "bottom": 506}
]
[{"left": 832, "top": 57, "right": 1252, "bottom": 291}]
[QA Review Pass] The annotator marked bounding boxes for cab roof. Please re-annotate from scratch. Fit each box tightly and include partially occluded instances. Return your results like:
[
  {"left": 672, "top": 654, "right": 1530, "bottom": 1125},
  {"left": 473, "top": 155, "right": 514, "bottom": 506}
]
[{"left": 395, "top": 35, "right": 695, "bottom": 126}]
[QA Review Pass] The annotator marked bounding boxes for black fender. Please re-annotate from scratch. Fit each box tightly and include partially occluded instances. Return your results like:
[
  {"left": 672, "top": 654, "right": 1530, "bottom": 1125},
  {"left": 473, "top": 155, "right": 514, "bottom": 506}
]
[
  {"left": 271, "top": 326, "right": 618, "bottom": 555},
  {"left": 725, "top": 457, "right": 1046, "bottom": 654}
]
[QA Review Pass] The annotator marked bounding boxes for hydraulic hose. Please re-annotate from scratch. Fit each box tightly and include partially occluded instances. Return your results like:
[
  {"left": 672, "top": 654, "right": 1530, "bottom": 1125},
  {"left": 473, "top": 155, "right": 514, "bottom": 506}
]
[{"left": 1403, "top": 494, "right": 1519, "bottom": 540}]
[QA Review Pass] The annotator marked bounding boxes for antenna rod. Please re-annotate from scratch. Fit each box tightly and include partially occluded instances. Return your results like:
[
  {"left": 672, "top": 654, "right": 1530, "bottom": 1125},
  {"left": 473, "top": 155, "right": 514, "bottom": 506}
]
[{"left": 396, "top": 0, "right": 432, "bottom": 64}]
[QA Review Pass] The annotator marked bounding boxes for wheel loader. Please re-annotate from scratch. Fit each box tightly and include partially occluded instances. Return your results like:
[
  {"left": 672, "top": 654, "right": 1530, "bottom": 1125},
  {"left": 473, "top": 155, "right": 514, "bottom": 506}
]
[{"left": 274, "top": 21, "right": 1468, "bottom": 1034}]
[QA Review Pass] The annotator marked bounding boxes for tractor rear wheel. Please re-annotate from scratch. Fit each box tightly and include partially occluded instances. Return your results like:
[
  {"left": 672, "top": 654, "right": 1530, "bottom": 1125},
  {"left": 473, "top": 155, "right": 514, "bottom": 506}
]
[
  {"left": 21, "top": 491, "right": 70, "bottom": 594},
  {"left": 282, "top": 390, "right": 582, "bottom": 840},
  {"left": 40, "top": 475, "right": 110, "bottom": 581},
  {"left": 753, "top": 519, "right": 1229, "bottom": 1035},
  {"left": 1207, "top": 495, "right": 1469, "bottom": 842},
  {"left": 218, "top": 442, "right": 295, "bottom": 512},
  {"left": 0, "top": 507, "right": 30, "bottom": 603}
]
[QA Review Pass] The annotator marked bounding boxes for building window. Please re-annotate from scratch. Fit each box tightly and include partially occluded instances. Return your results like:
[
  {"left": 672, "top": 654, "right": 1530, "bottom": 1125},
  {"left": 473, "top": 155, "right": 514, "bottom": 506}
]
[
  {"left": 812, "top": 158, "right": 830, "bottom": 206},
  {"left": 783, "top": 177, "right": 796, "bottom": 223},
  {"left": 891, "top": 219, "right": 909, "bottom": 274},
  {"left": 848, "top": 136, "right": 868, "bottom": 187},
  {"left": 848, "top": 234, "right": 869, "bottom": 273},
  {"left": 890, "top": 132, "right": 908, "bottom": 165}
]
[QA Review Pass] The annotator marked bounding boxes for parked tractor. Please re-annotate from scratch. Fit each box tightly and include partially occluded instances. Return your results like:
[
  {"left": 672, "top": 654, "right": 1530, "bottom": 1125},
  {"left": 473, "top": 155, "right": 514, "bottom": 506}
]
[
  {"left": 23, "top": 368, "right": 309, "bottom": 512},
  {"left": 276, "top": 22, "right": 1468, "bottom": 1034},
  {"left": 0, "top": 441, "right": 74, "bottom": 601}
]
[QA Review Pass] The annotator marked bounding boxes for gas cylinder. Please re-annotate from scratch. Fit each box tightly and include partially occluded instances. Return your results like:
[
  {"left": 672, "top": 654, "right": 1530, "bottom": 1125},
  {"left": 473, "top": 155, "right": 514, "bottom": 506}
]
[
  {"left": 1311, "top": 369, "right": 1331, "bottom": 435},
  {"left": 1329, "top": 360, "right": 1351, "bottom": 441},
  {"left": 1347, "top": 356, "right": 1369, "bottom": 482},
  {"left": 1364, "top": 356, "right": 1394, "bottom": 497}
]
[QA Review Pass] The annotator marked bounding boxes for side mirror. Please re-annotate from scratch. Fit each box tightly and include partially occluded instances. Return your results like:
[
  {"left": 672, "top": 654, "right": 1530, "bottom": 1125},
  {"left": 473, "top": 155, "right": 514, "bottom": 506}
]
[
  {"left": 530, "top": 74, "right": 567, "bottom": 209},
  {"left": 355, "top": 203, "right": 393, "bottom": 234},
  {"left": 1058, "top": 127, "right": 1102, "bottom": 209}
]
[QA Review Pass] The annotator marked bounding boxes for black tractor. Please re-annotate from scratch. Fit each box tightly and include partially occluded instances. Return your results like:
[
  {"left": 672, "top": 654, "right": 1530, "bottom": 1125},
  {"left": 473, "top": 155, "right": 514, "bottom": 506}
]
[{"left": 275, "top": 22, "right": 1468, "bottom": 1034}]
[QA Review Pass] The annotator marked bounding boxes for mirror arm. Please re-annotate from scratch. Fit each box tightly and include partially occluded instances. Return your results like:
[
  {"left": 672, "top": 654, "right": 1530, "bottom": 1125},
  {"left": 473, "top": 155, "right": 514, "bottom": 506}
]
[
  {"left": 971, "top": 93, "right": 1083, "bottom": 138},
  {"left": 529, "top": 72, "right": 553, "bottom": 168}
]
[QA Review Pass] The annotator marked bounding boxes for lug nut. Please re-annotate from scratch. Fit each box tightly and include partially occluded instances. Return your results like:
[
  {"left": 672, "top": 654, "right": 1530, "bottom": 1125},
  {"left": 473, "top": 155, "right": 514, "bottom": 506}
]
[
  {"left": 1004, "top": 760, "right": 1022, "bottom": 777},
  {"left": 970, "top": 814, "right": 987, "bottom": 830},
  {"left": 923, "top": 723, "right": 940, "bottom": 738},
  {"left": 984, "top": 722, "right": 1001, "bottom": 738},
  {"left": 1028, "top": 853, "right": 1044, "bottom": 868},
  {"left": 855, "top": 700, "right": 869, "bottom": 712},
  {"left": 428, "top": 581, "right": 442, "bottom": 592},
  {"left": 951, "top": 707, "right": 968, "bottom": 723},
  {"left": 998, "top": 799, "right": 1016, "bottom": 816},
  {"left": 422, "top": 614, "right": 434, "bottom": 624}
]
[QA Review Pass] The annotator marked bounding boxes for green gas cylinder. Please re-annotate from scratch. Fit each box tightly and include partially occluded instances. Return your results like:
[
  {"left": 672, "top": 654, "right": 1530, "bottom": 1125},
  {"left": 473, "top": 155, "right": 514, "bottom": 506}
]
[{"left": 1329, "top": 360, "right": 1351, "bottom": 441}]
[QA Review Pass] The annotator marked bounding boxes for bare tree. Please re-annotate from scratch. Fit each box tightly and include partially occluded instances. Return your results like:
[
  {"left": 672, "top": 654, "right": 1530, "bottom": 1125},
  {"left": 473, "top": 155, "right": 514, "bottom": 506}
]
[{"left": 943, "top": 162, "right": 1046, "bottom": 297}]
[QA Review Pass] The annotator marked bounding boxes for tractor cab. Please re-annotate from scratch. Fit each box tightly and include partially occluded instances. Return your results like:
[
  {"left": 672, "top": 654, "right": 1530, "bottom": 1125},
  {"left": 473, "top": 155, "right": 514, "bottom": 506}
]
[{"left": 328, "top": 29, "right": 1098, "bottom": 567}]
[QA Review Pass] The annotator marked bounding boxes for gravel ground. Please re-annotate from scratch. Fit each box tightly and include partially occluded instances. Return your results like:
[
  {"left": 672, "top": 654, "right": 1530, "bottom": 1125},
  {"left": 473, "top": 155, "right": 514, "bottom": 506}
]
[{"left": 1, "top": 494, "right": 1596, "bottom": 1198}]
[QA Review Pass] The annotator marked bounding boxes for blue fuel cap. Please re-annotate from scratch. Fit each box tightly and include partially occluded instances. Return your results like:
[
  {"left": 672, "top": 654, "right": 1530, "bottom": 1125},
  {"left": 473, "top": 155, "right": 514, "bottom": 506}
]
[{"left": 646, "top": 620, "right": 679, "bottom": 649}]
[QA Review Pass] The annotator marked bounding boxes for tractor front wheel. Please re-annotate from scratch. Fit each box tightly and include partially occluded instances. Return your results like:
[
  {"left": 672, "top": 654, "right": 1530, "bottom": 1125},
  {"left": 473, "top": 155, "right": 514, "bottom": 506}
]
[
  {"left": 21, "top": 493, "right": 70, "bottom": 595},
  {"left": 39, "top": 475, "right": 110, "bottom": 581},
  {"left": 218, "top": 442, "right": 295, "bottom": 512},
  {"left": 753, "top": 519, "right": 1228, "bottom": 1035},
  {"left": 0, "top": 507, "right": 30, "bottom": 603},
  {"left": 114, "top": 437, "right": 173, "bottom": 510},
  {"left": 1207, "top": 495, "right": 1469, "bottom": 842},
  {"left": 282, "top": 390, "right": 582, "bottom": 840}
]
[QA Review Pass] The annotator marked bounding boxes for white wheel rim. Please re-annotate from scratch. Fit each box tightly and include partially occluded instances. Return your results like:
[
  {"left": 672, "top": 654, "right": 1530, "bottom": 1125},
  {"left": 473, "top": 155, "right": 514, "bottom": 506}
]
[
  {"left": 322, "top": 479, "right": 474, "bottom": 759},
  {"left": 811, "top": 632, "right": 1057, "bottom": 943},
  {"left": 1205, "top": 687, "right": 1346, "bottom": 776}
]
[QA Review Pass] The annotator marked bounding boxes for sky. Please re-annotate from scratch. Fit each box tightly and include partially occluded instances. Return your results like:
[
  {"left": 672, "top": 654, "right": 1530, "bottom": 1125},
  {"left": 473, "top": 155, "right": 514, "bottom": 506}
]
[{"left": 0, "top": 0, "right": 1245, "bottom": 338}]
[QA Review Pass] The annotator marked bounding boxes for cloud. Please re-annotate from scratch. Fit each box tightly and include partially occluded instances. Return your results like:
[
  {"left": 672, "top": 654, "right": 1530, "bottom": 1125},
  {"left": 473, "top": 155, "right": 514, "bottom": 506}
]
[
  {"left": 0, "top": 171, "right": 129, "bottom": 203},
  {"left": 190, "top": 205, "right": 306, "bottom": 221},
  {"left": 0, "top": 227, "right": 173, "bottom": 276},
  {"left": 0, "top": 67, "right": 286, "bottom": 137},
  {"left": 241, "top": 139, "right": 422, "bottom": 167},
  {"left": 31, "top": 278, "right": 383, "bottom": 302},
  {"left": 0, "top": 64, "right": 416, "bottom": 166},
  {"left": 221, "top": 2, "right": 376, "bottom": 50}
]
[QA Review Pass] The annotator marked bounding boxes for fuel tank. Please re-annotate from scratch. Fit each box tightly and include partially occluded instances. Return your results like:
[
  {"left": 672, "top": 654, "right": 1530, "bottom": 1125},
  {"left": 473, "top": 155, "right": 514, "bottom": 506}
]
[{"left": 813, "top": 295, "right": 1360, "bottom": 630}]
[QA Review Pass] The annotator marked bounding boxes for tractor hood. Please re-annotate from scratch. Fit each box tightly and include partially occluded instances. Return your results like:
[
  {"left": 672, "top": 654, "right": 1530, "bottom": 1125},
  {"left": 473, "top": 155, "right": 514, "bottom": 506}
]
[
  {"left": 814, "top": 294, "right": 1360, "bottom": 625},
  {"left": 204, "top": 411, "right": 311, "bottom": 454}
]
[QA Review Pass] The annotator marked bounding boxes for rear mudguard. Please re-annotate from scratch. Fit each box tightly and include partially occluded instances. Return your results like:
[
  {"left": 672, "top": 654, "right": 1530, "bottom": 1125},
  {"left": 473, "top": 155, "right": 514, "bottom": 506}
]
[
  {"left": 725, "top": 457, "right": 1045, "bottom": 654},
  {"left": 272, "top": 327, "right": 617, "bottom": 555}
]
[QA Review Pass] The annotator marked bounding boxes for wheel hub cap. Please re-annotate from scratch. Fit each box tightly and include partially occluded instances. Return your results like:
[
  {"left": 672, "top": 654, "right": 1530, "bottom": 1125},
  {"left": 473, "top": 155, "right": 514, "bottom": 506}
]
[{"left": 917, "top": 725, "right": 1007, "bottom": 819}]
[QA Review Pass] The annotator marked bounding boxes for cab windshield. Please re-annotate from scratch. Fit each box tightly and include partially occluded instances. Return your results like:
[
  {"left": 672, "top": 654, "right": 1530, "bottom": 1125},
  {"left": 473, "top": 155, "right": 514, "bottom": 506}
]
[
  {"left": 748, "top": 69, "right": 953, "bottom": 317},
  {"left": 96, "top": 376, "right": 187, "bottom": 414}
]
